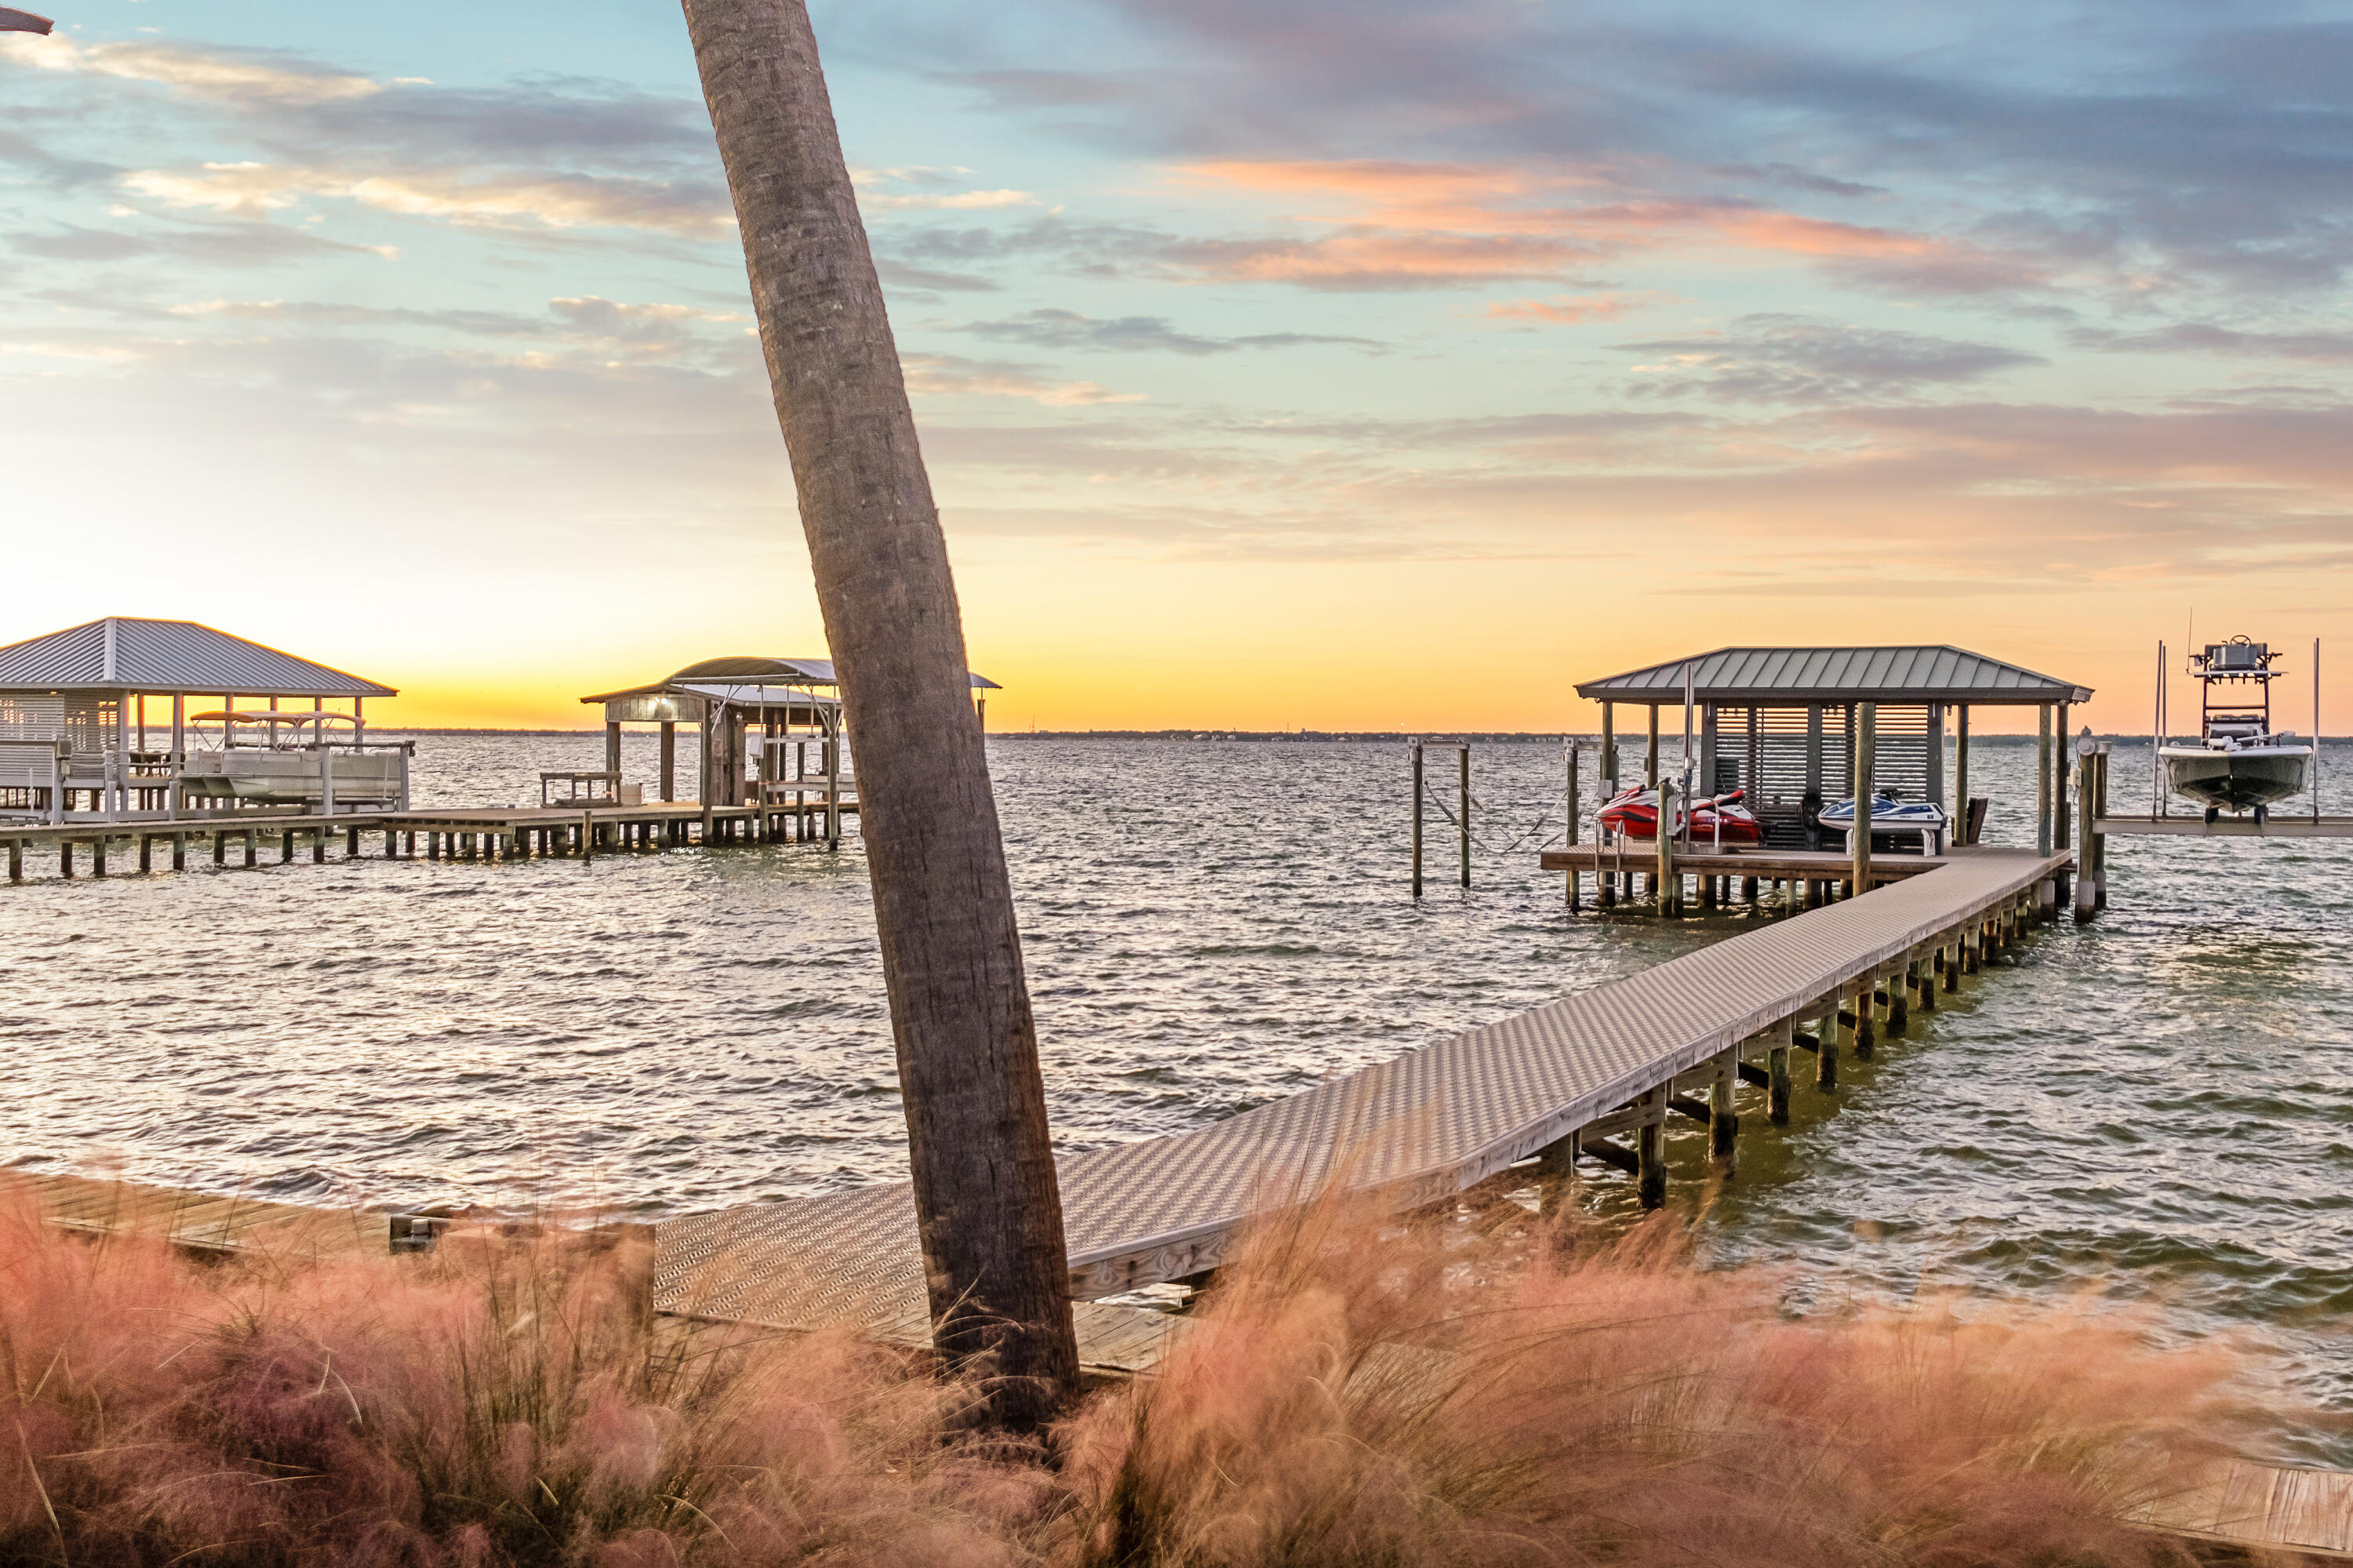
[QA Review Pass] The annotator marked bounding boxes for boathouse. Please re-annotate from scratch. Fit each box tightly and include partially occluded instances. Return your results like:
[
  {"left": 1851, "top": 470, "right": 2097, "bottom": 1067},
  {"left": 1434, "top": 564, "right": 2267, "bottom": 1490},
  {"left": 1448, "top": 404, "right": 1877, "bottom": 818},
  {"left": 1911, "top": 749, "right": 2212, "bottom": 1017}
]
[
  {"left": 580, "top": 655, "right": 1000, "bottom": 820},
  {"left": 0, "top": 617, "right": 402, "bottom": 824},
  {"left": 1575, "top": 646, "right": 2093, "bottom": 850}
]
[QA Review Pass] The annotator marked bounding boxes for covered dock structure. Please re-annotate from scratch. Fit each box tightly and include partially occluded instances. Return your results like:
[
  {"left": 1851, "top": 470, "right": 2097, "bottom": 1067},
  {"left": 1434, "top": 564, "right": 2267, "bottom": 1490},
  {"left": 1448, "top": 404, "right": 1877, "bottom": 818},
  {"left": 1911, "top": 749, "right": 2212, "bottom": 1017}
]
[
  {"left": 1574, "top": 646, "right": 2093, "bottom": 855},
  {"left": 0, "top": 617, "right": 406, "bottom": 824},
  {"left": 579, "top": 656, "right": 1000, "bottom": 849}
]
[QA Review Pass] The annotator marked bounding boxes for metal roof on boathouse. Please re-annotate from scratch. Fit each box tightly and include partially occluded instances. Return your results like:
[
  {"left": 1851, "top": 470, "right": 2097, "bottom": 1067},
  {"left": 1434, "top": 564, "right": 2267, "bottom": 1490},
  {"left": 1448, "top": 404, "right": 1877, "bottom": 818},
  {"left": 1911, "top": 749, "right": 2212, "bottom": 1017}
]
[
  {"left": 1575, "top": 646, "right": 2090, "bottom": 707},
  {"left": 0, "top": 617, "right": 395, "bottom": 699}
]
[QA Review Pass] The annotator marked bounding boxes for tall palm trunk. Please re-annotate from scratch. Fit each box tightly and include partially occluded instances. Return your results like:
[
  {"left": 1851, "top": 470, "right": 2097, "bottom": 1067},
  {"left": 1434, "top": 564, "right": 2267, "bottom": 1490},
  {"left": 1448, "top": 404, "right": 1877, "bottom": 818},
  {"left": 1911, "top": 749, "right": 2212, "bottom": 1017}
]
[{"left": 680, "top": 0, "right": 1078, "bottom": 1429}]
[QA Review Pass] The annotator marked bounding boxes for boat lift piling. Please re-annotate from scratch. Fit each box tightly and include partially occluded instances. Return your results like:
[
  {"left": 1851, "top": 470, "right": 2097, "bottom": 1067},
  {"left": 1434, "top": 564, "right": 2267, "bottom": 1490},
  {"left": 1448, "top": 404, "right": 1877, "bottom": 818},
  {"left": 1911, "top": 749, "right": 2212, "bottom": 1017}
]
[{"left": 1407, "top": 739, "right": 1472, "bottom": 898}]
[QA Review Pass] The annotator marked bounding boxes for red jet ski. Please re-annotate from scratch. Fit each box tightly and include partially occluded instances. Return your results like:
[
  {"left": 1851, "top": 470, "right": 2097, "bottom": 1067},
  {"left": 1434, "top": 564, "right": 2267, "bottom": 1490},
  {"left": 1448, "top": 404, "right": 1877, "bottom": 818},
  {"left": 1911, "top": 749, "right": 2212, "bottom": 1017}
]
[{"left": 1595, "top": 784, "right": 1764, "bottom": 846}]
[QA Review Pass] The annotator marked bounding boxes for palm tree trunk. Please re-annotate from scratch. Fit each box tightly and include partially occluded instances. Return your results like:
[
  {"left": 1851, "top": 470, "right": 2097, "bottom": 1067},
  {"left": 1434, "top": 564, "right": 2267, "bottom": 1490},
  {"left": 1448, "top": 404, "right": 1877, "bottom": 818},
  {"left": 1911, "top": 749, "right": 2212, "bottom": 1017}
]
[{"left": 680, "top": 0, "right": 1078, "bottom": 1429}]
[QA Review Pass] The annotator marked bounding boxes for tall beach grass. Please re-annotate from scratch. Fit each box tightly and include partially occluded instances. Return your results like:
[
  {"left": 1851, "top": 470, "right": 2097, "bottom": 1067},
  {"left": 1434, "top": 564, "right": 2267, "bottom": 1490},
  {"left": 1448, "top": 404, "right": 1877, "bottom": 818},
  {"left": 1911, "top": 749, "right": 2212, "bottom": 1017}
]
[{"left": 0, "top": 1184, "right": 2256, "bottom": 1566}]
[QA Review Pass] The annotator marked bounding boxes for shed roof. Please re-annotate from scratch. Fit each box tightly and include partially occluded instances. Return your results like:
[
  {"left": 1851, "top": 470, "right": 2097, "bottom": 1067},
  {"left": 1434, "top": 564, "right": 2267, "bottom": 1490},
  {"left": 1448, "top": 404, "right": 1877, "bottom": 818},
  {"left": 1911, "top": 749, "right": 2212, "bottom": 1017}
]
[
  {"left": 1575, "top": 646, "right": 2090, "bottom": 706},
  {"left": 0, "top": 617, "right": 395, "bottom": 698},
  {"left": 581, "top": 655, "right": 999, "bottom": 704}
]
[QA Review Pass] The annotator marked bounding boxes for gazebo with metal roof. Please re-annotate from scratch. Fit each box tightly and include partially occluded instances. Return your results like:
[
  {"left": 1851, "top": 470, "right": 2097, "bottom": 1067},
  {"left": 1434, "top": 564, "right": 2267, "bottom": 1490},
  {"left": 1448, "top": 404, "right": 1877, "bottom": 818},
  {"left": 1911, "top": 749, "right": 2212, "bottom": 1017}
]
[
  {"left": 579, "top": 657, "right": 999, "bottom": 845},
  {"left": 1574, "top": 646, "right": 2093, "bottom": 851},
  {"left": 0, "top": 617, "right": 402, "bottom": 824}
]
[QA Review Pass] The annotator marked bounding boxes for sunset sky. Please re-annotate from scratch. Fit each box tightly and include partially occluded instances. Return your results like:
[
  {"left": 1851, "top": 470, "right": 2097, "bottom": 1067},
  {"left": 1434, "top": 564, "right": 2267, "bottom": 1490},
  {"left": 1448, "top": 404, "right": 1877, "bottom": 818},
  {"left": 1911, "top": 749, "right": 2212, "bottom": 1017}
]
[{"left": 3, "top": 1, "right": 2348, "bottom": 732}]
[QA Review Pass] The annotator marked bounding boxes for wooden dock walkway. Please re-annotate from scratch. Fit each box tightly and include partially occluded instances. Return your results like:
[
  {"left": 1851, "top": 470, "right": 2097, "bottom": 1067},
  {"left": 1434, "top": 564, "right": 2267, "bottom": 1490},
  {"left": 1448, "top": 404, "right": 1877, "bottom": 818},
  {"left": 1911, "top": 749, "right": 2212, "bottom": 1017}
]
[
  {"left": 1, "top": 798, "right": 857, "bottom": 881},
  {"left": 655, "top": 845, "right": 2072, "bottom": 1333}
]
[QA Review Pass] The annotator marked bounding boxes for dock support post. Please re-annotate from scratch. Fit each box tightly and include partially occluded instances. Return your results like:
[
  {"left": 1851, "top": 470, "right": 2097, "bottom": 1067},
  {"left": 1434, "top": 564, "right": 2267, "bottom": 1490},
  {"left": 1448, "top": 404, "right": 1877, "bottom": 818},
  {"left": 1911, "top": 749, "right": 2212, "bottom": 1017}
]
[
  {"left": 242, "top": 830, "right": 256, "bottom": 868},
  {"left": 1817, "top": 1006, "right": 1839, "bottom": 1089},
  {"left": 60, "top": 840, "right": 73, "bottom": 879},
  {"left": 1889, "top": 966, "right": 1911, "bottom": 1036},
  {"left": 346, "top": 826, "right": 360, "bottom": 857},
  {"left": 2037, "top": 704, "right": 2053, "bottom": 855},
  {"left": 91, "top": 837, "right": 106, "bottom": 876},
  {"left": 1851, "top": 979, "right": 1877, "bottom": 1060},
  {"left": 213, "top": 831, "right": 226, "bottom": 866},
  {"left": 312, "top": 829, "right": 325, "bottom": 864},
  {"left": 280, "top": 829, "right": 294, "bottom": 864},
  {"left": 2093, "top": 745, "right": 2109, "bottom": 911},
  {"left": 6, "top": 839, "right": 17, "bottom": 882},
  {"left": 1852, "top": 700, "right": 1875, "bottom": 896},
  {"left": 1646, "top": 705, "right": 1659, "bottom": 788},
  {"left": 2075, "top": 738, "right": 2098, "bottom": 923},
  {"left": 581, "top": 810, "right": 595, "bottom": 864},
  {"left": 1654, "top": 777, "right": 1676, "bottom": 915},
  {"left": 139, "top": 835, "right": 151, "bottom": 873},
  {"left": 1534, "top": 1132, "right": 1577, "bottom": 1218},
  {"left": 1708, "top": 1054, "right": 1737, "bottom": 1172},
  {"left": 660, "top": 721, "right": 676, "bottom": 802},
  {"left": 1766, "top": 1024, "right": 1793, "bottom": 1124},
  {"left": 1458, "top": 744, "right": 1471, "bottom": 889},
  {"left": 1564, "top": 738, "right": 1579, "bottom": 909},
  {"left": 1410, "top": 739, "right": 1424, "bottom": 898},
  {"left": 1637, "top": 1093, "right": 1666, "bottom": 1209}
]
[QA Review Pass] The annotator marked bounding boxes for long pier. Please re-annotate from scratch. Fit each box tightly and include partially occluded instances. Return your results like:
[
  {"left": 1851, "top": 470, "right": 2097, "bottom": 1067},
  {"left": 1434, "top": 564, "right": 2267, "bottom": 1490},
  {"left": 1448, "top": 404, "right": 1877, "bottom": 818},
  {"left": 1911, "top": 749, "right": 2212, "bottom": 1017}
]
[
  {"left": 655, "top": 845, "right": 2071, "bottom": 1334},
  {"left": 1, "top": 799, "right": 856, "bottom": 882}
]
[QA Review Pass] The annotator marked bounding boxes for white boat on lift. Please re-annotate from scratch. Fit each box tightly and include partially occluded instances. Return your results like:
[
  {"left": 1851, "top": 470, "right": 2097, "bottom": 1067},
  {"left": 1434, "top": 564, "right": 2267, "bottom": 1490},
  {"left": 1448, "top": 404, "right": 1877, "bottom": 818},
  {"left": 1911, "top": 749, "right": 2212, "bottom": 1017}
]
[
  {"left": 2158, "top": 638, "right": 2313, "bottom": 824},
  {"left": 179, "top": 710, "right": 407, "bottom": 809}
]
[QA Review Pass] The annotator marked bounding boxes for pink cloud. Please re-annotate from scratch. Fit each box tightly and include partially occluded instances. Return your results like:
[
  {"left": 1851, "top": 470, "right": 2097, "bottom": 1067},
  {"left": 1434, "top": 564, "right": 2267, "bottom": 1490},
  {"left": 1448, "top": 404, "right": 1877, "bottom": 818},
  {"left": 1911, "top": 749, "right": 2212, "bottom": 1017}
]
[{"left": 1167, "top": 159, "right": 2022, "bottom": 292}]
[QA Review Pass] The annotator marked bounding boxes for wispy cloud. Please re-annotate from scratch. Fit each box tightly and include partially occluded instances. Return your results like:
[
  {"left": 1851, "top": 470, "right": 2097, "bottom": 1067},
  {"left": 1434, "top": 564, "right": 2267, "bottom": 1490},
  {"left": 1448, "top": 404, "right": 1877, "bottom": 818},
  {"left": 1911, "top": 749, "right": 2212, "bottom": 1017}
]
[
  {"left": 958, "top": 307, "right": 1376, "bottom": 354},
  {"left": 1616, "top": 315, "right": 2044, "bottom": 403},
  {"left": 902, "top": 352, "right": 1144, "bottom": 405}
]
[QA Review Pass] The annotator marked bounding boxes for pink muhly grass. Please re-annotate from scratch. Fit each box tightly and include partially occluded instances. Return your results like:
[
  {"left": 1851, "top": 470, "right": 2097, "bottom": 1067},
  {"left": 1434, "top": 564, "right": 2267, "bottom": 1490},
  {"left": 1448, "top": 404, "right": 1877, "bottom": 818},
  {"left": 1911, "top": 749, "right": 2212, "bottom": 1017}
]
[
  {"left": 1060, "top": 1188, "right": 2254, "bottom": 1566},
  {"left": 0, "top": 1180, "right": 2265, "bottom": 1568}
]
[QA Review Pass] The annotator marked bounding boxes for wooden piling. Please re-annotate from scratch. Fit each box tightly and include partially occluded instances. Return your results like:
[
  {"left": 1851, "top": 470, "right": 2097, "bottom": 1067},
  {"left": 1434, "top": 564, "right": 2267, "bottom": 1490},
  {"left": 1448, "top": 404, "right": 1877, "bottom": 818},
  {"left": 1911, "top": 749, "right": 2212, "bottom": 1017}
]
[
  {"left": 2037, "top": 704, "right": 2053, "bottom": 855},
  {"left": 6, "top": 839, "right": 18, "bottom": 882},
  {"left": 2074, "top": 739, "right": 2098, "bottom": 924},
  {"left": 1851, "top": 979, "right": 1876, "bottom": 1061},
  {"left": 242, "top": 830, "right": 256, "bottom": 868},
  {"left": 1636, "top": 1097, "right": 1666, "bottom": 1210},
  {"left": 91, "top": 836, "right": 105, "bottom": 876},
  {"left": 138, "top": 835, "right": 151, "bottom": 872},
  {"left": 1852, "top": 700, "right": 1875, "bottom": 896},
  {"left": 1888, "top": 965, "right": 1911, "bottom": 1036},
  {"left": 1708, "top": 1057, "right": 1737, "bottom": 1171},
  {"left": 1653, "top": 777, "right": 1677, "bottom": 915},
  {"left": 1817, "top": 1007, "right": 1838, "bottom": 1089},
  {"left": 1458, "top": 744, "right": 1471, "bottom": 889},
  {"left": 1766, "top": 1024, "right": 1793, "bottom": 1123},
  {"left": 1410, "top": 739, "right": 1424, "bottom": 899},
  {"left": 1564, "top": 738, "right": 1580, "bottom": 909},
  {"left": 172, "top": 833, "right": 185, "bottom": 871},
  {"left": 280, "top": 829, "right": 294, "bottom": 864}
]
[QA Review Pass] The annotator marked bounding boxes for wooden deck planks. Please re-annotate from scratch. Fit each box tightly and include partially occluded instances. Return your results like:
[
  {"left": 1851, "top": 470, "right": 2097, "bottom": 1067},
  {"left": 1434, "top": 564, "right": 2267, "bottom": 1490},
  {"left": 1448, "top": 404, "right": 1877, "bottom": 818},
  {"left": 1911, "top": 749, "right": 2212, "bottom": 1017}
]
[
  {"left": 655, "top": 847, "right": 2071, "bottom": 1341},
  {"left": 2137, "top": 1460, "right": 2353, "bottom": 1559}
]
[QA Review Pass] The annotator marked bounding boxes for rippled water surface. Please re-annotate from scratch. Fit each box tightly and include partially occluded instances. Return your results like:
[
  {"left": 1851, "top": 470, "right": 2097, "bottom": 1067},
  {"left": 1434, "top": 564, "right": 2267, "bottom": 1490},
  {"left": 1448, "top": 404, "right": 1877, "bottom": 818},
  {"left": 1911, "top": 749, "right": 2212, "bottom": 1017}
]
[{"left": 5, "top": 733, "right": 2349, "bottom": 1453}]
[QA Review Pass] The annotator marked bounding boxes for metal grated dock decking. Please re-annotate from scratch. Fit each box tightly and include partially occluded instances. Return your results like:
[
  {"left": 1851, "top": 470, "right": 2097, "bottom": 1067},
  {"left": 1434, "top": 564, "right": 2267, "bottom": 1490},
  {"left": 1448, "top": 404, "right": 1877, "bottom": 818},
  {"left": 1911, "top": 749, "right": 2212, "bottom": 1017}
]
[{"left": 655, "top": 846, "right": 2072, "bottom": 1340}]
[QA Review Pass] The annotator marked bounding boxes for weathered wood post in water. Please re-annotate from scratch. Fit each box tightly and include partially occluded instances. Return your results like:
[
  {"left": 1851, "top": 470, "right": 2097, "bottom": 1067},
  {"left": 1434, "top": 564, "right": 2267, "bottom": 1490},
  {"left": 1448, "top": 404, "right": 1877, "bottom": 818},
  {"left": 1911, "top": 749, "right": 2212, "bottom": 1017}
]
[
  {"left": 683, "top": 0, "right": 1079, "bottom": 1426},
  {"left": 2037, "top": 704, "right": 2053, "bottom": 857},
  {"left": 1654, "top": 776, "right": 1677, "bottom": 915},
  {"left": 2075, "top": 731, "right": 2099, "bottom": 923},
  {"left": 1955, "top": 703, "right": 1971, "bottom": 842},
  {"left": 1852, "top": 700, "right": 1875, "bottom": 897},
  {"left": 1459, "top": 744, "right": 1471, "bottom": 889},
  {"left": 1563, "top": 738, "right": 1580, "bottom": 908},
  {"left": 1410, "top": 738, "right": 1424, "bottom": 898}
]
